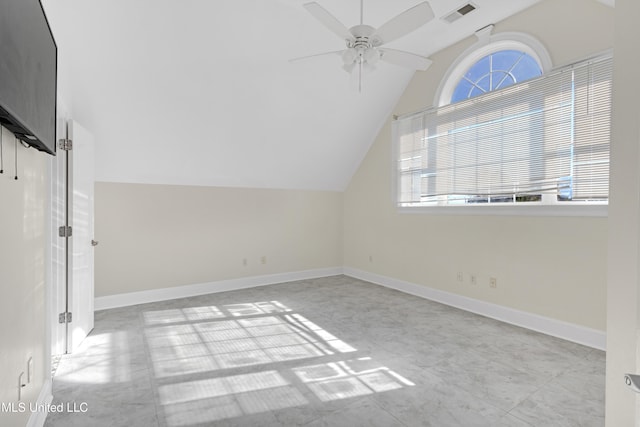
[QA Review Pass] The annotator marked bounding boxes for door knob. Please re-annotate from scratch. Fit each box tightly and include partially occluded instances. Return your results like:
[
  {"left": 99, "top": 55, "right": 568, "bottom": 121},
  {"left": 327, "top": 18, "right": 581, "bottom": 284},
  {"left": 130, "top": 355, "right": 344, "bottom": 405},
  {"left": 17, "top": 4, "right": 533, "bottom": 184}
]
[
  {"left": 91, "top": 240, "right": 99, "bottom": 247},
  {"left": 625, "top": 374, "right": 640, "bottom": 393}
]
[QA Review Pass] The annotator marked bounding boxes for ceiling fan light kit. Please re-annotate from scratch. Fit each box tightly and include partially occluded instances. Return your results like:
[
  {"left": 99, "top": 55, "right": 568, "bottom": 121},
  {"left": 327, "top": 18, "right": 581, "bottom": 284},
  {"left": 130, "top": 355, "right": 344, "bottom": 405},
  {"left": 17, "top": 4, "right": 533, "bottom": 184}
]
[{"left": 294, "top": 0, "right": 435, "bottom": 90}]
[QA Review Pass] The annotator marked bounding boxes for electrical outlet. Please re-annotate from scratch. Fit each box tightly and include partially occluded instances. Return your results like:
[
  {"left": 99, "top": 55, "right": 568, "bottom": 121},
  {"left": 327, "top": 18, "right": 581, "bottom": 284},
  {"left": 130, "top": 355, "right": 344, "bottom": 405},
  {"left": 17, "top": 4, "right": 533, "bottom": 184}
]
[
  {"left": 470, "top": 274, "right": 477, "bottom": 285},
  {"left": 261, "top": 256, "right": 267, "bottom": 265},
  {"left": 456, "top": 272, "right": 463, "bottom": 282},
  {"left": 490, "top": 277, "right": 497, "bottom": 288},
  {"left": 369, "top": 255, "right": 373, "bottom": 263},
  {"left": 242, "top": 258, "right": 247, "bottom": 267}
]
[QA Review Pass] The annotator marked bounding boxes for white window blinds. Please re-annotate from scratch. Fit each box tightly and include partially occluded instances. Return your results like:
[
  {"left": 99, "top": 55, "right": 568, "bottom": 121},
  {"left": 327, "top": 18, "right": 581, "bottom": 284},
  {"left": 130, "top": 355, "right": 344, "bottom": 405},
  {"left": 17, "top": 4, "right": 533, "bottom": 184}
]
[{"left": 395, "top": 55, "right": 612, "bottom": 207}]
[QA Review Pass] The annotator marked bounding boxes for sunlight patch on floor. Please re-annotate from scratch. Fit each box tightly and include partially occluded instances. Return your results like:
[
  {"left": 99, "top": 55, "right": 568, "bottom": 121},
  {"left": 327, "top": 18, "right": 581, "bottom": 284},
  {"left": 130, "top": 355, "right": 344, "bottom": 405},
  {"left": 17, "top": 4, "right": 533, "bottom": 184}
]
[
  {"left": 144, "top": 306, "right": 356, "bottom": 378},
  {"left": 144, "top": 301, "right": 414, "bottom": 426},
  {"left": 294, "top": 357, "right": 415, "bottom": 402},
  {"left": 57, "top": 331, "right": 132, "bottom": 384},
  {"left": 159, "top": 370, "right": 308, "bottom": 425}
]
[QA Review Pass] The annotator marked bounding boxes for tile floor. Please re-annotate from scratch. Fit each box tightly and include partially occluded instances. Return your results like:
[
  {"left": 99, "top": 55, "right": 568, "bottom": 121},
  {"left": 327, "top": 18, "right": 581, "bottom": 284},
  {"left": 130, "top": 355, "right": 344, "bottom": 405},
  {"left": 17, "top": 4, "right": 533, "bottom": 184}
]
[{"left": 45, "top": 275, "right": 605, "bottom": 427}]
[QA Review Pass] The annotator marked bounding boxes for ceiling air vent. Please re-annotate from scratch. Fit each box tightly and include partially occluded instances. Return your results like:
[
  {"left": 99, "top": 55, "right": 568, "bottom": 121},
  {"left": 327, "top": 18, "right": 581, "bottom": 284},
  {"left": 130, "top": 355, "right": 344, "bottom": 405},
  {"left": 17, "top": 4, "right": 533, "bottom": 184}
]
[{"left": 443, "top": 3, "right": 477, "bottom": 23}]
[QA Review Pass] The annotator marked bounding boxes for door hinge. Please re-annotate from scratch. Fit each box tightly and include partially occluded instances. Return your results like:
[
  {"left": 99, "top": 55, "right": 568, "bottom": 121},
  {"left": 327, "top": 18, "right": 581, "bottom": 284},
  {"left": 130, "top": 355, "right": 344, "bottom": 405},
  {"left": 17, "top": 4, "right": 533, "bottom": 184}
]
[
  {"left": 58, "top": 225, "right": 72, "bottom": 237},
  {"left": 58, "top": 138, "right": 73, "bottom": 151},
  {"left": 58, "top": 312, "right": 72, "bottom": 324}
]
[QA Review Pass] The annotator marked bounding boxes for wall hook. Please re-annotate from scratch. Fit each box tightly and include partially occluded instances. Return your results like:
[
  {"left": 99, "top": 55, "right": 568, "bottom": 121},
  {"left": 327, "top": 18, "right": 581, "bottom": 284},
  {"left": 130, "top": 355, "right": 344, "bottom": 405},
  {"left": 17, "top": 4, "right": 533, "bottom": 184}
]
[
  {"left": 14, "top": 137, "right": 18, "bottom": 180},
  {"left": 0, "top": 125, "right": 3, "bottom": 174}
]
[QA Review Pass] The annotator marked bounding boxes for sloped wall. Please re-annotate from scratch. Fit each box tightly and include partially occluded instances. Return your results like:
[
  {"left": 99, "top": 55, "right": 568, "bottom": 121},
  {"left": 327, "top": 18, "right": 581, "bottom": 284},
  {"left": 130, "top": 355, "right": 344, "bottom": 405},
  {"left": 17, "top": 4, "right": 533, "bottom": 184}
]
[{"left": 343, "top": 0, "right": 613, "bottom": 331}]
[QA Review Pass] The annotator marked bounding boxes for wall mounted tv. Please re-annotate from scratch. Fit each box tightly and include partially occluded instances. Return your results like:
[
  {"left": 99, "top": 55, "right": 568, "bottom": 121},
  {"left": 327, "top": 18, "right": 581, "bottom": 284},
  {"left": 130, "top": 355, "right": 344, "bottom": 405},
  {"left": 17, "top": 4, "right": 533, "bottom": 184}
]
[{"left": 0, "top": 0, "right": 57, "bottom": 155}]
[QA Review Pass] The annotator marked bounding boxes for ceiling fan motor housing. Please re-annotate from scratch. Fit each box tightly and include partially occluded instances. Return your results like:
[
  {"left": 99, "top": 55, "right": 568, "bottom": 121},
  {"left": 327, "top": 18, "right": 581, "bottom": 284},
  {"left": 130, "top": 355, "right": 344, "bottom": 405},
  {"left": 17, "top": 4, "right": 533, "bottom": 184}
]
[{"left": 343, "top": 25, "right": 381, "bottom": 65}]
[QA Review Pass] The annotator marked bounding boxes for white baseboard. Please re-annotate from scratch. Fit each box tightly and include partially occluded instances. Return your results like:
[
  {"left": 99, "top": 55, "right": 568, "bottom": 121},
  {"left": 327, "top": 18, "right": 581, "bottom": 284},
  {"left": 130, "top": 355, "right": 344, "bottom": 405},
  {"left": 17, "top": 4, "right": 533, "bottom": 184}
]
[
  {"left": 344, "top": 267, "right": 606, "bottom": 351},
  {"left": 94, "top": 265, "right": 606, "bottom": 350},
  {"left": 26, "top": 379, "right": 53, "bottom": 427},
  {"left": 95, "top": 267, "right": 344, "bottom": 310}
]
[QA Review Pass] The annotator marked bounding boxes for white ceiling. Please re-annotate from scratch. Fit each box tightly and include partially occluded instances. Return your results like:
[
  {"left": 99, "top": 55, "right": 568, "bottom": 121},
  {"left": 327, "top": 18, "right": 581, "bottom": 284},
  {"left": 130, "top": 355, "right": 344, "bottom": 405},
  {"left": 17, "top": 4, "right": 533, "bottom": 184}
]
[{"left": 43, "top": 0, "right": 541, "bottom": 191}]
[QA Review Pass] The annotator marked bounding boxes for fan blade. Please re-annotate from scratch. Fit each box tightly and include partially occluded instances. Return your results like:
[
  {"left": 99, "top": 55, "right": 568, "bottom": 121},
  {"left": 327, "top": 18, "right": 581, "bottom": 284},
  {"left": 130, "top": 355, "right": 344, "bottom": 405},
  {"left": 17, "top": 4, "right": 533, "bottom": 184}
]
[
  {"left": 304, "top": 2, "right": 354, "bottom": 41},
  {"left": 289, "top": 50, "right": 344, "bottom": 63},
  {"left": 380, "top": 48, "right": 432, "bottom": 70},
  {"left": 372, "top": 2, "right": 434, "bottom": 45}
]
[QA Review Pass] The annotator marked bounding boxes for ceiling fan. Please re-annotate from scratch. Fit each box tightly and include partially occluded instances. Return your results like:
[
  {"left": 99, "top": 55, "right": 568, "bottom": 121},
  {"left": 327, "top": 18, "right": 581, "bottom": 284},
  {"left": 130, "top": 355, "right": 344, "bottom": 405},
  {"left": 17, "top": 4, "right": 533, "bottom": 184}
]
[{"left": 292, "top": 0, "right": 435, "bottom": 90}]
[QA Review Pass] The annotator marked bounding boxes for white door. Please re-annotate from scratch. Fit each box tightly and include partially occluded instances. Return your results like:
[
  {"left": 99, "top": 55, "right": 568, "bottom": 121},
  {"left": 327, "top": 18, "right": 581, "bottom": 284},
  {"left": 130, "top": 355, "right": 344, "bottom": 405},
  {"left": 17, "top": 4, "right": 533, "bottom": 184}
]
[
  {"left": 68, "top": 120, "right": 95, "bottom": 351},
  {"left": 51, "top": 117, "right": 67, "bottom": 356}
]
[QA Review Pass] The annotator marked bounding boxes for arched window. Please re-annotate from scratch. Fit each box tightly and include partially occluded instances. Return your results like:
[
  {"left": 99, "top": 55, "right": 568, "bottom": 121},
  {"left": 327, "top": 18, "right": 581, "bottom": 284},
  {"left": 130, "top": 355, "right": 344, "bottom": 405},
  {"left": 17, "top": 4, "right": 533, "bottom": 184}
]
[
  {"left": 450, "top": 50, "right": 542, "bottom": 103},
  {"left": 436, "top": 33, "right": 552, "bottom": 107},
  {"left": 396, "top": 33, "right": 612, "bottom": 211}
]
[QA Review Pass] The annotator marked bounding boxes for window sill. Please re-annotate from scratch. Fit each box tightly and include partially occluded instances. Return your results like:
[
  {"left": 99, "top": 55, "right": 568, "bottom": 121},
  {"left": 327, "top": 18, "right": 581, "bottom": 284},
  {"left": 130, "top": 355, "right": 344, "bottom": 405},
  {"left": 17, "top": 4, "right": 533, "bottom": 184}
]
[{"left": 397, "top": 204, "right": 608, "bottom": 217}]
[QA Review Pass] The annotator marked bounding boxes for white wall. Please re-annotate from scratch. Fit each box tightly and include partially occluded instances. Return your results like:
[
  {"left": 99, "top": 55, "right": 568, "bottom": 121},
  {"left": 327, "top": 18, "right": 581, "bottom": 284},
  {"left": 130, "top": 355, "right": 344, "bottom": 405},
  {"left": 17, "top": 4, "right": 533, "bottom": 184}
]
[
  {"left": 94, "top": 182, "right": 343, "bottom": 297},
  {"left": 0, "top": 129, "right": 48, "bottom": 427},
  {"left": 606, "top": 0, "right": 640, "bottom": 424},
  {"left": 343, "top": 0, "right": 613, "bottom": 332}
]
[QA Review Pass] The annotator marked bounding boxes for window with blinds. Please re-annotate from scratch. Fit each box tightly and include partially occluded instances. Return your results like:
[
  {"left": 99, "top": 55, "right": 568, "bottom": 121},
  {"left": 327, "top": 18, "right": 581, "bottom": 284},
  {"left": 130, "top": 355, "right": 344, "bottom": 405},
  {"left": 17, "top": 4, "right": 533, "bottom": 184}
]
[{"left": 395, "top": 55, "right": 612, "bottom": 208}]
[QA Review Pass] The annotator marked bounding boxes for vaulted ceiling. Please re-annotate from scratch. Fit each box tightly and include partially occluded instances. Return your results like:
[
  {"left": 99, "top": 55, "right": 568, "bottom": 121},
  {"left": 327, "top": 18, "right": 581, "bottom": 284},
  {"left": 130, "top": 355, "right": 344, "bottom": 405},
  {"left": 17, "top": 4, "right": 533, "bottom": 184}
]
[{"left": 43, "top": 0, "right": 542, "bottom": 190}]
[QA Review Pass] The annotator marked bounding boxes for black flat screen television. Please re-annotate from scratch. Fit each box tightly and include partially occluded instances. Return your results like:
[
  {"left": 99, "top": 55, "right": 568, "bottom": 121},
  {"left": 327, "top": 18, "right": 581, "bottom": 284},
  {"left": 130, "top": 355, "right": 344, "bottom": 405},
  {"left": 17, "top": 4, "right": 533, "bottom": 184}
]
[{"left": 0, "top": 0, "right": 57, "bottom": 155}]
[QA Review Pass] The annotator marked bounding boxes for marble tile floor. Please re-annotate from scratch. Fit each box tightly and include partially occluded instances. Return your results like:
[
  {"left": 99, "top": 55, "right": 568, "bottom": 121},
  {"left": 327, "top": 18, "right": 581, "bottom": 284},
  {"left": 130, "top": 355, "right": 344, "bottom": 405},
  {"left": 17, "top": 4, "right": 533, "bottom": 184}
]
[{"left": 45, "top": 275, "right": 605, "bottom": 427}]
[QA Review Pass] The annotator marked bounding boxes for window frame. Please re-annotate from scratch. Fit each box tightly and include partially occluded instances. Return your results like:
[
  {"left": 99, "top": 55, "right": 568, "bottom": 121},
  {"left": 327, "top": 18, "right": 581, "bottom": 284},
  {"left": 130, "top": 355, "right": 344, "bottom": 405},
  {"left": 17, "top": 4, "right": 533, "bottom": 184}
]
[
  {"left": 450, "top": 50, "right": 543, "bottom": 103},
  {"left": 395, "top": 202, "right": 607, "bottom": 217},
  {"left": 435, "top": 32, "right": 553, "bottom": 108},
  {"left": 393, "top": 40, "right": 611, "bottom": 218}
]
